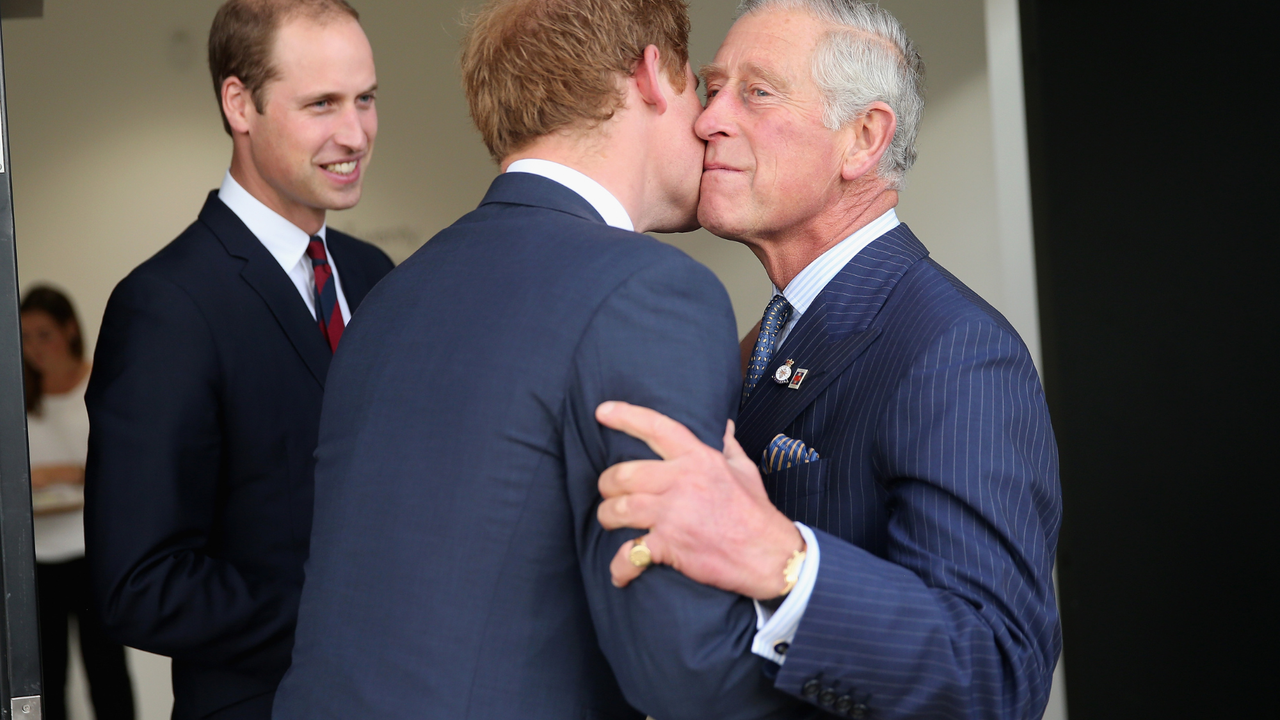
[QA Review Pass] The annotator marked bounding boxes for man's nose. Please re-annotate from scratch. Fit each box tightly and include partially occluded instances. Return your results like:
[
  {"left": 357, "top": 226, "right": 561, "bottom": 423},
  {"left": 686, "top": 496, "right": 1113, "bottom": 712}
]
[
  {"left": 333, "top": 105, "right": 371, "bottom": 151},
  {"left": 694, "top": 92, "right": 734, "bottom": 142}
]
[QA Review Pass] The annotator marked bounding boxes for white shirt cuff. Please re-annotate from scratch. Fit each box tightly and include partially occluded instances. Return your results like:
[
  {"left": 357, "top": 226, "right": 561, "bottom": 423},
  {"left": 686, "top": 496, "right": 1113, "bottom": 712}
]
[{"left": 751, "top": 522, "right": 820, "bottom": 665}]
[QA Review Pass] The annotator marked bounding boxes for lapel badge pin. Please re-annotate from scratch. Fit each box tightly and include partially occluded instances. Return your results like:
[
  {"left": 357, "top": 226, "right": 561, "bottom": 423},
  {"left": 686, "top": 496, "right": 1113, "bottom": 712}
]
[
  {"left": 773, "top": 359, "right": 795, "bottom": 385},
  {"left": 787, "top": 368, "right": 809, "bottom": 390}
]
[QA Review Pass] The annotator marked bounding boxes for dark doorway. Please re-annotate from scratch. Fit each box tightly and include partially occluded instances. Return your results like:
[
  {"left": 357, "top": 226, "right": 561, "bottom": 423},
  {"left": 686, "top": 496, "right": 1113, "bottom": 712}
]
[{"left": 1019, "top": 2, "right": 1278, "bottom": 717}]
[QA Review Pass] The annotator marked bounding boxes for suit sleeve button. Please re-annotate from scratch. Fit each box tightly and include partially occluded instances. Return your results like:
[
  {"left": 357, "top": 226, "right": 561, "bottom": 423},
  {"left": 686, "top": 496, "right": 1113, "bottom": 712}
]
[
  {"left": 818, "top": 689, "right": 837, "bottom": 707},
  {"left": 801, "top": 679, "right": 822, "bottom": 698},
  {"left": 851, "top": 703, "right": 869, "bottom": 719},
  {"left": 834, "top": 695, "right": 853, "bottom": 714}
]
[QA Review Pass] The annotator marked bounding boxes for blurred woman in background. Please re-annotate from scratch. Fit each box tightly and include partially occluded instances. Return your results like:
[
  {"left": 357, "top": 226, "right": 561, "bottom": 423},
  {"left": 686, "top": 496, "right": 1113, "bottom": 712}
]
[{"left": 22, "top": 285, "right": 135, "bottom": 720}]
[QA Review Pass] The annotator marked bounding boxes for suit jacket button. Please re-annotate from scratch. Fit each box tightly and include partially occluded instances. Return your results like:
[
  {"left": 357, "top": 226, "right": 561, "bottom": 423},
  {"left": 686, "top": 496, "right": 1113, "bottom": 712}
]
[
  {"left": 801, "top": 679, "right": 822, "bottom": 698},
  {"left": 851, "top": 703, "right": 869, "bottom": 719},
  {"left": 818, "top": 689, "right": 837, "bottom": 707},
  {"left": 834, "top": 695, "right": 853, "bottom": 714}
]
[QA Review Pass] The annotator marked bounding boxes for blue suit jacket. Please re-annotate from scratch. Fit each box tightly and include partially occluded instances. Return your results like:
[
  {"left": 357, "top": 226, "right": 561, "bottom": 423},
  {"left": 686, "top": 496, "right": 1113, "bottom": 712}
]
[
  {"left": 85, "top": 193, "right": 394, "bottom": 719},
  {"left": 738, "top": 226, "right": 1061, "bottom": 719},
  {"left": 273, "top": 173, "right": 809, "bottom": 719}
]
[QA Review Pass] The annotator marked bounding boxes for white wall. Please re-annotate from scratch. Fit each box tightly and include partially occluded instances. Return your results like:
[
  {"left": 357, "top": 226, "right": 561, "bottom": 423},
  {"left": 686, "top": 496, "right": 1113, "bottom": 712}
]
[{"left": 3, "top": 0, "right": 1058, "bottom": 717}]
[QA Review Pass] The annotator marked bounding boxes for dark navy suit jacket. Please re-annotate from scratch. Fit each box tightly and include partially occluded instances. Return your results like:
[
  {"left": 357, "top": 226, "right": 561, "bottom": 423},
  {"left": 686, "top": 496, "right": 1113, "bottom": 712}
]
[
  {"left": 273, "top": 173, "right": 809, "bottom": 720},
  {"left": 738, "top": 226, "right": 1061, "bottom": 719},
  {"left": 85, "top": 193, "right": 394, "bottom": 719}
]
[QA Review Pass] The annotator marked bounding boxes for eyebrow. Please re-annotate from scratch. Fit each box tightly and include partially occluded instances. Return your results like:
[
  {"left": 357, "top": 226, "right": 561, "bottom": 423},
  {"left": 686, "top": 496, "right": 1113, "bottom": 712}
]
[
  {"left": 745, "top": 62, "right": 792, "bottom": 92},
  {"left": 699, "top": 62, "right": 727, "bottom": 86},
  {"left": 698, "top": 62, "right": 791, "bottom": 92}
]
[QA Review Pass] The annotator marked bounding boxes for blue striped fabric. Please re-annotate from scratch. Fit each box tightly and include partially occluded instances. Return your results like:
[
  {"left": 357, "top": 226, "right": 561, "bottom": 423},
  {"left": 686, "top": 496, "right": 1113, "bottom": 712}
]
[
  {"left": 774, "top": 208, "right": 899, "bottom": 348},
  {"left": 762, "top": 433, "right": 820, "bottom": 474},
  {"left": 738, "top": 224, "right": 1062, "bottom": 719}
]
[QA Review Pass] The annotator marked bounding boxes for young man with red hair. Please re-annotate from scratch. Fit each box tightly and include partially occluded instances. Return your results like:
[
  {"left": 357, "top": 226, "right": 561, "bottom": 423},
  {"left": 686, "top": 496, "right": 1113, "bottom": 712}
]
[{"left": 274, "top": 0, "right": 805, "bottom": 718}]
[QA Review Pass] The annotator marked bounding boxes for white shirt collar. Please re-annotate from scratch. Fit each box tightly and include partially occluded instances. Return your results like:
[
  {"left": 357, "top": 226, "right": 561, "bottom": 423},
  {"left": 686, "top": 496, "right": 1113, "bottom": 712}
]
[
  {"left": 218, "top": 171, "right": 327, "bottom": 271},
  {"left": 505, "top": 159, "right": 635, "bottom": 231},
  {"left": 776, "top": 208, "right": 901, "bottom": 316},
  {"left": 771, "top": 208, "right": 900, "bottom": 347}
]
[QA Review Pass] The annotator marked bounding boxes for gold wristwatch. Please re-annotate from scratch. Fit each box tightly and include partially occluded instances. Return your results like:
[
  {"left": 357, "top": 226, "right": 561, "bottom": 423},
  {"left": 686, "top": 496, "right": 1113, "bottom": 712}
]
[{"left": 780, "top": 546, "right": 807, "bottom": 596}]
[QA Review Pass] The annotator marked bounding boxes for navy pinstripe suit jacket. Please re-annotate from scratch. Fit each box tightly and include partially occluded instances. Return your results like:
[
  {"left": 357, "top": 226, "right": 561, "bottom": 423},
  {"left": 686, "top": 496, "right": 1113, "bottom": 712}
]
[{"left": 738, "top": 225, "right": 1061, "bottom": 719}]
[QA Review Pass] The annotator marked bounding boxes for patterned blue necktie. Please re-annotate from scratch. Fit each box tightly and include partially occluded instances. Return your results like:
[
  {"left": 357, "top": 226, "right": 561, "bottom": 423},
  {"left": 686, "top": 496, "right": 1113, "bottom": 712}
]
[{"left": 742, "top": 294, "right": 792, "bottom": 406}]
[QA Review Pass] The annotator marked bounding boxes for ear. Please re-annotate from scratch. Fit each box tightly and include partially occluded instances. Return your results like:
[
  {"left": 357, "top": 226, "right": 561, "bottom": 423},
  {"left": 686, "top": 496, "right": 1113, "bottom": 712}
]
[
  {"left": 221, "top": 76, "right": 256, "bottom": 135},
  {"left": 841, "top": 101, "right": 897, "bottom": 182},
  {"left": 633, "top": 45, "right": 669, "bottom": 114}
]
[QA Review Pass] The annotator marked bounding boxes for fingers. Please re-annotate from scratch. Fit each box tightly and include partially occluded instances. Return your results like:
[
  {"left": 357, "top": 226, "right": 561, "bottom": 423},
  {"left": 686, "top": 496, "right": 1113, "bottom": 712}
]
[
  {"left": 610, "top": 534, "right": 665, "bottom": 588},
  {"left": 596, "top": 401, "right": 706, "bottom": 461},
  {"left": 610, "top": 541, "right": 645, "bottom": 587},
  {"left": 598, "top": 457, "right": 680, "bottom": 499},
  {"left": 597, "top": 491, "right": 663, "bottom": 530}
]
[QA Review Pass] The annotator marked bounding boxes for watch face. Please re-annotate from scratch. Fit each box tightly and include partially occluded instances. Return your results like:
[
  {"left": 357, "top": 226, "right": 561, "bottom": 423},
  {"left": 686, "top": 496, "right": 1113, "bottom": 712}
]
[{"left": 774, "top": 365, "right": 793, "bottom": 384}]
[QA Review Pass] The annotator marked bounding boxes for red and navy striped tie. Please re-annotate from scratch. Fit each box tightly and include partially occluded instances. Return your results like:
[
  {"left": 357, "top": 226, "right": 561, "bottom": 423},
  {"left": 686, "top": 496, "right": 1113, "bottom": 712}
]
[{"left": 307, "top": 236, "right": 344, "bottom": 352}]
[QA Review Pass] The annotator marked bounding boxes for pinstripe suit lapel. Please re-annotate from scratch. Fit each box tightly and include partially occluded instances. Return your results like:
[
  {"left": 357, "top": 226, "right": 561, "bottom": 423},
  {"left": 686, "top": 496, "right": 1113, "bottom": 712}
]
[
  {"left": 736, "top": 224, "right": 930, "bottom": 461},
  {"left": 737, "top": 304, "right": 880, "bottom": 460}
]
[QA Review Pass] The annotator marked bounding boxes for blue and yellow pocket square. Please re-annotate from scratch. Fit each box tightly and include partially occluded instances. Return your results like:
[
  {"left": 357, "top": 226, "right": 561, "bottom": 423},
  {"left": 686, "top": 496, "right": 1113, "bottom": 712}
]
[{"left": 761, "top": 433, "right": 820, "bottom": 474}]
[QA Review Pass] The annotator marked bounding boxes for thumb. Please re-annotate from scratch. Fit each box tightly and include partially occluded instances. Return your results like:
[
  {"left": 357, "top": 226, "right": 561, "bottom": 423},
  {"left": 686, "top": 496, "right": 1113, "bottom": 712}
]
[
  {"left": 723, "top": 425, "right": 771, "bottom": 504},
  {"left": 723, "top": 420, "right": 750, "bottom": 464}
]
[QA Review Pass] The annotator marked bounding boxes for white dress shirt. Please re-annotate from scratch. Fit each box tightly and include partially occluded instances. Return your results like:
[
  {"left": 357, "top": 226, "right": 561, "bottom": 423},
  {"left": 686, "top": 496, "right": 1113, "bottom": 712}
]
[
  {"left": 218, "top": 171, "right": 352, "bottom": 324},
  {"left": 751, "top": 207, "right": 900, "bottom": 664},
  {"left": 505, "top": 159, "right": 635, "bottom": 231}
]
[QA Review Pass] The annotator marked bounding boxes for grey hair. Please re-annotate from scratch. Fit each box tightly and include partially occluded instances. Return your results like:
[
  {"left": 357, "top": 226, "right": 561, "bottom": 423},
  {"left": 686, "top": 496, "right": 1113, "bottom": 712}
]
[{"left": 737, "top": 0, "right": 925, "bottom": 189}]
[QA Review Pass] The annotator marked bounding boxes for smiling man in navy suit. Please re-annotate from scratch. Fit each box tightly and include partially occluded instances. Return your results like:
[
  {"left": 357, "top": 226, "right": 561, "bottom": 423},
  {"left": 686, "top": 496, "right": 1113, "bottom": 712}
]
[
  {"left": 273, "top": 1, "right": 807, "bottom": 718},
  {"left": 85, "top": 2, "right": 393, "bottom": 718},
  {"left": 596, "top": 2, "right": 1063, "bottom": 719}
]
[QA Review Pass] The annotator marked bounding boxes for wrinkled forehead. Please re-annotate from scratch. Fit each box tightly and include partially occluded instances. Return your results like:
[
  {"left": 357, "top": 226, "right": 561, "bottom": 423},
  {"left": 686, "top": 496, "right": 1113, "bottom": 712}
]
[{"left": 700, "top": 7, "right": 830, "bottom": 88}]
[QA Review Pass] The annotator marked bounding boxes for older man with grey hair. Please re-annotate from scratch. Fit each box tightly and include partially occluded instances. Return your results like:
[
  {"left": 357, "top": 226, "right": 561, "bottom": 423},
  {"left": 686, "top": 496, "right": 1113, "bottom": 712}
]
[{"left": 594, "top": 1, "right": 1062, "bottom": 718}]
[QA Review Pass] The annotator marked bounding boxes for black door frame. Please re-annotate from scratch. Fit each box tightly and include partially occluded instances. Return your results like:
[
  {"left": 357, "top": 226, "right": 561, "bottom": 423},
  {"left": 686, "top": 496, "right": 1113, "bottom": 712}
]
[{"left": 0, "top": 15, "right": 45, "bottom": 720}]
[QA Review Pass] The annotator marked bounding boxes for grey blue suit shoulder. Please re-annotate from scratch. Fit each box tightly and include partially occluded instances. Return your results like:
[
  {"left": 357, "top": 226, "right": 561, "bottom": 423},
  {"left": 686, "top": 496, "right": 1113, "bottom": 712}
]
[
  {"left": 273, "top": 173, "right": 809, "bottom": 719},
  {"left": 739, "top": 226, "right": 1062, "bottom": 719}
]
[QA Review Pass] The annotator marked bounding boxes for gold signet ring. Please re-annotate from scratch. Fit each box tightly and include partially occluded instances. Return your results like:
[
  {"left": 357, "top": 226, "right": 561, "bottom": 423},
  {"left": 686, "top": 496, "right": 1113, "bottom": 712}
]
[{"left": 629, "top": 536, "right": 653, "bottom": 568}]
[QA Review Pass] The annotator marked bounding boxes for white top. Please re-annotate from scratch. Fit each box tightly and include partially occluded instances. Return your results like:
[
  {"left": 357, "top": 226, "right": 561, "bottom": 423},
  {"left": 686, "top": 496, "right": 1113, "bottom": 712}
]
[
  {"left": 751, "top": 208, "right": 900, "bottom": 665},
  {"left": 28, "top": 373, "right": 90, "bottom": 563},
  {"left": 218, "top": 171, "right": 353, "bottom": 323},
  {"left": 505, "top": 159, "right": 635, "bottom": 231}
]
